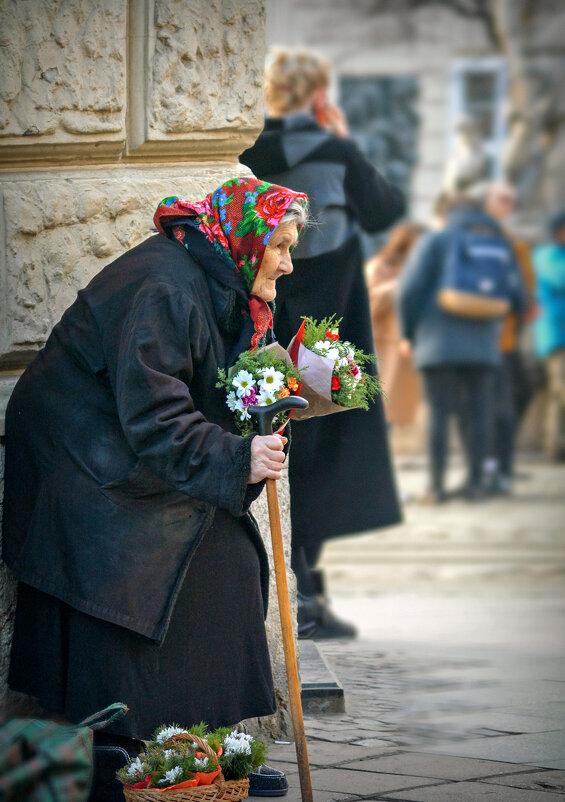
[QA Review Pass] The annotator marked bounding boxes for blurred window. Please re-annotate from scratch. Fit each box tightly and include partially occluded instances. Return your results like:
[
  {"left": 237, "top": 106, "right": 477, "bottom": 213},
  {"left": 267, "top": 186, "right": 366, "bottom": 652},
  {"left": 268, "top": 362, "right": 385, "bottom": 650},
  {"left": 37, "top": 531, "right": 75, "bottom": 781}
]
[
  {"left": 339, "top": 74, "right": 420, "bottom": 256},
  {"left": 449, "top": 58, "right": 507, "bottom": 178}
]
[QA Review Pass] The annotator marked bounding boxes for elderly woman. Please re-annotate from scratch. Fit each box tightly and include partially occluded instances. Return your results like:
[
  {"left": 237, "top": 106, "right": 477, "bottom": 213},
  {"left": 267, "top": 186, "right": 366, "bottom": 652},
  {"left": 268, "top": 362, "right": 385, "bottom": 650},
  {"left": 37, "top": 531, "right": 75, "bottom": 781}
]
[
  {"left": 2, "top": 177, "right": 308, "bottom": 796},
  {"left": 240, "top": 48, "right": 404, "bottom": 638}
]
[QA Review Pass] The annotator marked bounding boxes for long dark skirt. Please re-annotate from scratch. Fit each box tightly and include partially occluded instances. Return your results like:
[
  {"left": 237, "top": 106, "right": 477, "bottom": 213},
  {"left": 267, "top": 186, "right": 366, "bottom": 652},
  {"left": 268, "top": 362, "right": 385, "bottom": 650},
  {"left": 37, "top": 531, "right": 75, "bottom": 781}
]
[{"left": 8, "top": 509, "right": 276, "bottom": 739}]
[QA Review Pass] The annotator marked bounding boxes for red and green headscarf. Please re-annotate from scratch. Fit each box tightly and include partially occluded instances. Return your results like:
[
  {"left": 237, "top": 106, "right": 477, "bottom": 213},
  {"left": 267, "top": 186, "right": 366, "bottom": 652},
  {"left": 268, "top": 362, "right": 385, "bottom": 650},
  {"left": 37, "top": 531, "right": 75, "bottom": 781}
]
[{"left": 154, "top": 177, "right": 308, "bottom": 294}]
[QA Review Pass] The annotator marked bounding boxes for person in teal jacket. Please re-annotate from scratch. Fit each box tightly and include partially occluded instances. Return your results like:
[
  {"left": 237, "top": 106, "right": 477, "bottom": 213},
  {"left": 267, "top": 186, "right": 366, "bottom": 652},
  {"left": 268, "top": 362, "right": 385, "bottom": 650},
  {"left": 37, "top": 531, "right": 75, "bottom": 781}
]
[{"left": 533, "top": 210, "right": 565, "bottom": 460}]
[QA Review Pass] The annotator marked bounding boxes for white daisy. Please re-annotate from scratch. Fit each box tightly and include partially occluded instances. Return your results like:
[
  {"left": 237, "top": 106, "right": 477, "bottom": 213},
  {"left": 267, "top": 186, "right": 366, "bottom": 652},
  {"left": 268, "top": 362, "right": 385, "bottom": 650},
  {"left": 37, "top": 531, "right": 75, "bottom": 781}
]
[
  {"left": 313, "top": 340, "right": 331, "bottom": 352},
  {"left": 258, "top": 366, "right": 285, "bottom": 394},
  {"left": 226, "top": 391, "right": 239, "bottom": 411},
  {"left": 232, "top": 370, "right": 256, "bottom": 398},
  {"left": 256, "top": 389, "right": 277, "bottom": 406}
]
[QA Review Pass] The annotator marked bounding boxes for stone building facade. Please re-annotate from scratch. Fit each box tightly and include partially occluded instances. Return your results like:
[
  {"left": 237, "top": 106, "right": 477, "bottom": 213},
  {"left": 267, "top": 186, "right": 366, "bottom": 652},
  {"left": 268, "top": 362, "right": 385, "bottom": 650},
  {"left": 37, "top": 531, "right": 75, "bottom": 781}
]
[{"left": 0, "top": 0, "right": 295, "bottom": 738}]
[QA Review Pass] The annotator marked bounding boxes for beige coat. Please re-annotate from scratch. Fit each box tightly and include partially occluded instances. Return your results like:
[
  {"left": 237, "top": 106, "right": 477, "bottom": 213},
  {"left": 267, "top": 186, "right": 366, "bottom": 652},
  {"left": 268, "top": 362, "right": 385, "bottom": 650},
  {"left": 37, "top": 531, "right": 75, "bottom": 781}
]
[{"left": 367, "top": 255, "right": 421, "bottom": 426}]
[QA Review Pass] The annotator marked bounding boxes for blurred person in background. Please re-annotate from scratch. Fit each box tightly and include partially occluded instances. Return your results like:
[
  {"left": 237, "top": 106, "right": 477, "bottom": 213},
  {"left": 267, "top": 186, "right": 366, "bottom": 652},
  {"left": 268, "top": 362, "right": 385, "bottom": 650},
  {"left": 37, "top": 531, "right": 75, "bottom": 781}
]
[
  {"left": 367, "top": 222, "right": 426, "bottom": 428},
  {"left": 478, "top": 181, "right": 536, "bottom": 493},
  {"left": 532, "top": 210, "right": 565, "bottom": 461},
  {"left": 240, "top": 47, "right": 404, "bottom": 639},
  {"left": 397, "top": 197, "right": 527, "bottom": 503}
]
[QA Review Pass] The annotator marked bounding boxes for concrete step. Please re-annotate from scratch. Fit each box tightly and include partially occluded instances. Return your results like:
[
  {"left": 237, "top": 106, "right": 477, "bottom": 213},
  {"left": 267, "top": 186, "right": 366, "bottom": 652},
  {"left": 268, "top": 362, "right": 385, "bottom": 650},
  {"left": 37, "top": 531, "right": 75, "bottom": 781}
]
[{"left": 298, "top": 639, "right": 345, "bottom": 715}]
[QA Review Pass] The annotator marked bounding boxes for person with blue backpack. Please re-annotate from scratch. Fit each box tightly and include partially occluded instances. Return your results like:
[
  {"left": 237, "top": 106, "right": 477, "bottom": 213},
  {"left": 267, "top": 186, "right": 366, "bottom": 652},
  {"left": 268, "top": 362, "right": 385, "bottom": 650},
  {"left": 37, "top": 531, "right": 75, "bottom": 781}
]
[
  {"left": 532, "top": 210, "right": 565, "bottom": 461},
  {"left": 397, "top": 198, "right": 527, "bottom": 502}
]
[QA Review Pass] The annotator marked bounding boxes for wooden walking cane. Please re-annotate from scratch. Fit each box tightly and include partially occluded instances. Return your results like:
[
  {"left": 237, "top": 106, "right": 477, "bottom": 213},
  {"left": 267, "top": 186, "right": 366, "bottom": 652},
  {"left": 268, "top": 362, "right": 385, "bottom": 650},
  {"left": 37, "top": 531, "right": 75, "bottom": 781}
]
[{"left": 249, "top": 397, "right": 313, "bottom": 802}]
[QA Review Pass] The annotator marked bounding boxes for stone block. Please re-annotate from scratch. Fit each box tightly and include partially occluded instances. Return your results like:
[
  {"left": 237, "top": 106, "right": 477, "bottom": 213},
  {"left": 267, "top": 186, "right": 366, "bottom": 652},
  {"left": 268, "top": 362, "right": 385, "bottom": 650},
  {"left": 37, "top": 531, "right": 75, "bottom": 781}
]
[
  {"left": 0, "top": 163, "right": 253, "bottom": 368},
  {"left": 386, "top": 780, "right": 565, "bottom": 801},
  {"left": 341, "top": 752, "right": 529, "bottom": 781},
  {"left": 482, "top": 769, "right": 565, "bottom": 793},
  {"left": 307, "top": 766, "right": 442, "bottom": 795},
  {"left": 0, "top": 0, "right": 127, "bottom": 165},
  {"left": 127, "top": 0, "right": 266, "bottom": 160},
  {"left": 0, "top": 0, "right": 267, "bottom": 167}
]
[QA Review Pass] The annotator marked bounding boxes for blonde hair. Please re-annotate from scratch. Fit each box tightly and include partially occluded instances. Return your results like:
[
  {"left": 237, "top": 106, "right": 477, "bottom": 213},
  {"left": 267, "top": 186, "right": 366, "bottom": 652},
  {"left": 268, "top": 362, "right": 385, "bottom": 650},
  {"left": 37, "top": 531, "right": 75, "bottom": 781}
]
[{"left": 265, "top": 47, "right": 330, "bottom": 116}]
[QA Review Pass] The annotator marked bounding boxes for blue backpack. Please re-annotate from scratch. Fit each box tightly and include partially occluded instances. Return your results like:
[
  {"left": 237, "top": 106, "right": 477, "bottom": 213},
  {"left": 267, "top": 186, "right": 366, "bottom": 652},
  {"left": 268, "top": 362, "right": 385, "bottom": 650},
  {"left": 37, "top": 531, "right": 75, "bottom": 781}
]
[{"left": 437, "top": 227, "right": 522, "bottom": 319}]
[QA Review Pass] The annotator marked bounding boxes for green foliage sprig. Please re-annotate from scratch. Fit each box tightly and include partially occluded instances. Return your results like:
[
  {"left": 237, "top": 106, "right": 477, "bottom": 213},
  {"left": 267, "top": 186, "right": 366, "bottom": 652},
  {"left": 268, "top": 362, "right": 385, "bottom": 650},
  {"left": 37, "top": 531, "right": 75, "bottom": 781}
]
[{"left": 301, "top": 316, "right": 383, "bottom": 409}]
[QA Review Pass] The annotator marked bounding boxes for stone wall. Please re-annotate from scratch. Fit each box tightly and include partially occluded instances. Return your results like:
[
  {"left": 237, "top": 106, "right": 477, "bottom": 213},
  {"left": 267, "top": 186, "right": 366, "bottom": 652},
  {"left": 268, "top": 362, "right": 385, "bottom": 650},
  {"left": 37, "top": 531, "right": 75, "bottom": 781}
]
[{"left": 0, "top": 0, "right": 296, "bottom": 739}]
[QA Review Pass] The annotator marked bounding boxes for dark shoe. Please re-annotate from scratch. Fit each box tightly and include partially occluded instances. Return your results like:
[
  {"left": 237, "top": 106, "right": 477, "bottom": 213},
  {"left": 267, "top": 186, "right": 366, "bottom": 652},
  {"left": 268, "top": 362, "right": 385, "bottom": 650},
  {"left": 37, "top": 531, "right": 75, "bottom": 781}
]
[
  {"left": 297, "top": 592, "right": 357, "bottom": 640},
  {"left": 488, "top": 473, "right": 512, "bottom": 496},
  {"left": 417, "top": 488, "right": 447, "bottom": 505},
  {"left": 312, "top": 602, "right": 357, "bottom": 640},
  {"left": 463, "top": 483, "right": 488, "bottom": 502},
  {"left": 297, "top": 591, "right": 319, "bottom": 639},
  {"left": 248, "top": 764, "right": 288, "bottom": 796}
]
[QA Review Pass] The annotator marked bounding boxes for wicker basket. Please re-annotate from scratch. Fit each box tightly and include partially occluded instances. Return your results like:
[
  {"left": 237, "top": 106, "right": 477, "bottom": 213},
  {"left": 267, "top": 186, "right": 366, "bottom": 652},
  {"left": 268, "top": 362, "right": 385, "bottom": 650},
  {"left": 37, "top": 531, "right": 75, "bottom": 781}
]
[
  {"left": 121, "top": 734, "right": 249, "bottom": 801},
  {"left": 122, "top": 779, "right": 249, "bottom": 801}
]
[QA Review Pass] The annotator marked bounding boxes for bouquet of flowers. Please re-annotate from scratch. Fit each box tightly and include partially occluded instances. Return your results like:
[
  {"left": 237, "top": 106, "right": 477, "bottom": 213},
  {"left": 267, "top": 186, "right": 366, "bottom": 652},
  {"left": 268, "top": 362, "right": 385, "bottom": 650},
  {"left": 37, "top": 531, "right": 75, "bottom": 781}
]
[
  {"left": 288, "top": 316, "right": 383, "bottom": 420},
  {"left": 117, "top": 721, "right": 267, "bottom": 795},
  {"left": 217, "top": 343, "right": 303, "bottom": 436}
]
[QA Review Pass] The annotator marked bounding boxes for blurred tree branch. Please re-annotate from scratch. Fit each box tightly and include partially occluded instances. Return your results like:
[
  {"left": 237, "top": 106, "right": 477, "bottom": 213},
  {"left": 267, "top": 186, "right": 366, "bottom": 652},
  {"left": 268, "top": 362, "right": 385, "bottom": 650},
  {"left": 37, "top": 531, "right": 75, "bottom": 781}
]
[{"left": 368, "top": 0, "right": 502, "bottom": 48}]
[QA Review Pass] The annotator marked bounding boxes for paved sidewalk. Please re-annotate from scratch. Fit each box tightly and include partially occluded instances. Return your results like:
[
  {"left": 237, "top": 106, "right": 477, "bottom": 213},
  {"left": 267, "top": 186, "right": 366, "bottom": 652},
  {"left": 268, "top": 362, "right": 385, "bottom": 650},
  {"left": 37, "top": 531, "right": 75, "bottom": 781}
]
[{"left": 266, "top": 459, "right": 565, "bottom": 801}]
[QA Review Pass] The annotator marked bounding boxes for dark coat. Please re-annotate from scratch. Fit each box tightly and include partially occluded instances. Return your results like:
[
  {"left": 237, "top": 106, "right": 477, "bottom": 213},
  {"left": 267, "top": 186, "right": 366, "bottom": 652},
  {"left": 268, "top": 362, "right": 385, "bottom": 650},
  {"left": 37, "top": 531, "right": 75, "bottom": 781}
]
[
  {"left": 2, "top": 233, "right": 268, "bottom": 645},
  {"left": 241, "top": 113, "right": 404, "bottom": 545},
  {"left": 397, "top": 207, "right": 528, "bottom": 371}
]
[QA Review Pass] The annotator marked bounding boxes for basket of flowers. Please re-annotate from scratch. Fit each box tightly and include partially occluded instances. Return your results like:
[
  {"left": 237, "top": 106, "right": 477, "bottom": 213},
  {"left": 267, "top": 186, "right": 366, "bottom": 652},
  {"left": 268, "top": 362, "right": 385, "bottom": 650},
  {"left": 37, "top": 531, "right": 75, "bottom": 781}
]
[{"left": 117, "top": 723, "right": 267, "bottom": 801}]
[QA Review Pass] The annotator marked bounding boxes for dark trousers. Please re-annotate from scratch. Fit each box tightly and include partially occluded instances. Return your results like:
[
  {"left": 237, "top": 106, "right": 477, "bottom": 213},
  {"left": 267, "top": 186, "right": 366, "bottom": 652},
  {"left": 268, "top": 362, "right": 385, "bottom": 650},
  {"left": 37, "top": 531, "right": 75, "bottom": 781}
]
[
  {"left": 422, "top": 365, "right": 495, "bottom": 492},
  {"left": 291, "top": 543, "right": 324, "bottom": 596},
  {"left": 492, "top": 351, "right": 533, "bottom": 475}
]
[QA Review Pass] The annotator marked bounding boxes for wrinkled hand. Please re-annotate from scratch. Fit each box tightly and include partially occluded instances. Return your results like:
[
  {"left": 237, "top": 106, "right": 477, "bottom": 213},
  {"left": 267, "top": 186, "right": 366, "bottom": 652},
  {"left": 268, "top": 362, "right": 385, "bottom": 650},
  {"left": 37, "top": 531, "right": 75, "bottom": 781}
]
[{"left": 248, "top": 435, "right": 287, "bottom": 484}]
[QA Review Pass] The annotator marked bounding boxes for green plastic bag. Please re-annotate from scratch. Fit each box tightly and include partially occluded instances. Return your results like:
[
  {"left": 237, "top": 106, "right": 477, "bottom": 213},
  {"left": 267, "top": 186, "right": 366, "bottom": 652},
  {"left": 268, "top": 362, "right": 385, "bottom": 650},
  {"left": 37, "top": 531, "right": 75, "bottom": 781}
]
[{"left": 0, "top": 702, "right": 128, "bottom": 802}]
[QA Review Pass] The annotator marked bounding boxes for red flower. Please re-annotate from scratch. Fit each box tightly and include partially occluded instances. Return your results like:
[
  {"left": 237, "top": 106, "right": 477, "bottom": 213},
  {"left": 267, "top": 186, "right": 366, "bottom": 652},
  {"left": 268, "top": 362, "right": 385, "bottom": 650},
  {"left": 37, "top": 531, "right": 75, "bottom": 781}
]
[
  {"left": 331, "top": 376, "right": 341, "bottom": 391},
  {"left": 254, "top": 191, "right": 291, "bottom": 227},
  {"left": 325, "top": 331, "right": 340, "bottom": 341}
]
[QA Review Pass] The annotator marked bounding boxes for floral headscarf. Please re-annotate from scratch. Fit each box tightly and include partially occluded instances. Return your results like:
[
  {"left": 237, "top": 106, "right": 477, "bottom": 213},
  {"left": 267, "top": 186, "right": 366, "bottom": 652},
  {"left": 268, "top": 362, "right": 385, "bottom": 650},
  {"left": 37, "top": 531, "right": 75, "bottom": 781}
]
[
  {"left": 154, "top": 178, "right": 308, "bottom": 350},
  {"left": 154, "top": 177, "right": 308, "bottom": 292}
]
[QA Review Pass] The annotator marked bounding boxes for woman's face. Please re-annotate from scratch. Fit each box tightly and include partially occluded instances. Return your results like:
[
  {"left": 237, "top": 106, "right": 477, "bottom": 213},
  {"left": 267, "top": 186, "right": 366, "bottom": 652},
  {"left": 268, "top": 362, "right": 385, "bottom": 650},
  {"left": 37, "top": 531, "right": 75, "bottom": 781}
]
[{"left": 251, "top": 222, "right": 298, "bottom": 301}]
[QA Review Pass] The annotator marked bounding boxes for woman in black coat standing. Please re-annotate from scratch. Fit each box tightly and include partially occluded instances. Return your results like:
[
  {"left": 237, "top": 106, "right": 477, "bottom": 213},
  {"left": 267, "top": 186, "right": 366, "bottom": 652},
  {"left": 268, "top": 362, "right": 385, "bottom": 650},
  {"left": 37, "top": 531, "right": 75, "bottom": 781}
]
[
  {"left": 240, "top": 48, "right": 405, "bottom": 639},
  {"left": 2, "top": 177, "right": 308, "bottom": 796}
]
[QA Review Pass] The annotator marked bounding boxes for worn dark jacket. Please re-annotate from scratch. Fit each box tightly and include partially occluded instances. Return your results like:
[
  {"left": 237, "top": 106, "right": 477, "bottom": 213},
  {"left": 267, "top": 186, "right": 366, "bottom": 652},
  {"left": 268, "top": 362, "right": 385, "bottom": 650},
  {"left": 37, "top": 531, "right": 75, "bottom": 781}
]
[
  {"left": 397, "top": 207, "right": 528, "bottom": 370},
  {"left": 2, "top": 234, "right": 268, "bottom": 644}
]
